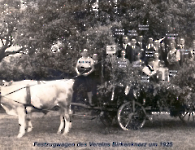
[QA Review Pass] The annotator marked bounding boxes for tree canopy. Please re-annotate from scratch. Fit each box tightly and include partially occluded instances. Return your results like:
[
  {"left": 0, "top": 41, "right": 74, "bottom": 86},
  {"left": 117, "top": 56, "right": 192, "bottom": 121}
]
[{"left": 0, "top": 0, "right": 195, "bottom": 81}]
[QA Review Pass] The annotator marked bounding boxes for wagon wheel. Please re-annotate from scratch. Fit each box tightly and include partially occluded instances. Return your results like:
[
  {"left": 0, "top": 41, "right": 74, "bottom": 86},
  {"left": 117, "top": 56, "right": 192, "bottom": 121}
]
[
  {"left": 117, "top": 101, "right": 146, "bottom": 130},
  {"left": 179, "top": 106, "right": 195, "bottom": 124}
]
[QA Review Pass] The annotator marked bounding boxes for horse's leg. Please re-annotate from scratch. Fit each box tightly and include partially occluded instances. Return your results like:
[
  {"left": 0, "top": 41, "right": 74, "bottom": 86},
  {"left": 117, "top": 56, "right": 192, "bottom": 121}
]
[
  {"left": 57, "top": 92, "right": 72, "bottom": 135},
  {"left": 63, "top": 105, "right": 71, "bottom": 135},
  {"left": 69, "top": 105, "right": 72, "bottom": 129},
  {"left": 26, "top": 113, "right": 33, "bottom": 132},
  {"left": 71, "top": 91, "right": 77, "bottom": 113},
  {"left": 17, "top": 107, "right": 26, "bottom": 138},
  {"left": 25, "top": 107, "right": 33, "bottom": 132},
  {"left": 57, "top": 108, "right": 65, "bottom": 134}
]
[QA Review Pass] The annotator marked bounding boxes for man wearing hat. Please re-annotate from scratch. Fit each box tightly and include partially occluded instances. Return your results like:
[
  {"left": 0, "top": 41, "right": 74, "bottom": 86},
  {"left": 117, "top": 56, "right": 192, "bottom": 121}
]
[{"left": 74, "top": 49, "right": 95, "bottom": 106}]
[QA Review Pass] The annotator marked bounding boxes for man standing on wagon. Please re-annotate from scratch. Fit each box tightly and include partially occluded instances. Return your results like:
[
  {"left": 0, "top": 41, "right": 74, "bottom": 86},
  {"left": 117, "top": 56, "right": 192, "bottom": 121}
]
[
  {"left": 127, "top": 38, "right": 141, "bottom": 63},
  {"left": 145, "top": 37, "right": 155, "bottom": 65},
  {"left": 114, "top": 50, "right": 130, "bottom": 84},
  {"left": 177, "top": 38, "right": 186, "bottom": 67},
  {"left": 111, "top": 50, "right": 130, "bottom": 100},
  {"left": 74, "top": 49, "right": 95, "bottom": 106},
  {"left": 167, "top": 42, "right": 180, "bottom": 77},
  {"left": 136, "top": 35, "right": 146, "bottom": 62},
  {"left": 120, "top": 35, "right": 131, "bottom": 58}
]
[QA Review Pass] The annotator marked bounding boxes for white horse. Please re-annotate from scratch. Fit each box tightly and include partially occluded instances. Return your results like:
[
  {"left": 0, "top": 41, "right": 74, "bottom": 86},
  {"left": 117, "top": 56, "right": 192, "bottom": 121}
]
[{"left": 0, "top": 79, "right": 74, "bottom": 138}]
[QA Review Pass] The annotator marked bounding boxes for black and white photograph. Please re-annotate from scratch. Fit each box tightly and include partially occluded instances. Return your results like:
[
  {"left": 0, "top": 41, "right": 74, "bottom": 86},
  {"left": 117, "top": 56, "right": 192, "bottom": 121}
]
[{"left": 0, "top": 0, "right": 195, "bottom": 149}]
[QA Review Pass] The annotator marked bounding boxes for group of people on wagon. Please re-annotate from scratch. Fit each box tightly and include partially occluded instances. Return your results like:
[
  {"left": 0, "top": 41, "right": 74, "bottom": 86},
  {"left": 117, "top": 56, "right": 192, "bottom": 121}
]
[
  {"left": 73, "top": 36, "right": 195, "bottom": 106},
  {"left": 119, "top": 35, "right": 195, "bottom": 81}
]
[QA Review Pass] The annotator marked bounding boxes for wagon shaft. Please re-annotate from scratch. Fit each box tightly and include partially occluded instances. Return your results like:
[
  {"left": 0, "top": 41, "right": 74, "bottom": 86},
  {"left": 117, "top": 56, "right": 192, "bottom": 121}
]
[{"left": 71, "top": 102, "right": 118, "bottom": 112}]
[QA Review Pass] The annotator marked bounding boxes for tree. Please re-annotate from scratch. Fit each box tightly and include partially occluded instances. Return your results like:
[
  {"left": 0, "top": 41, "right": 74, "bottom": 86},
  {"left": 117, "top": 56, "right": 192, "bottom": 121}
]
[
  {"left": 1, "top": 0, "right": 195, "bottom": 80},
  {"left": 0, "top": 0, "right": 26, "bottom": 62}
]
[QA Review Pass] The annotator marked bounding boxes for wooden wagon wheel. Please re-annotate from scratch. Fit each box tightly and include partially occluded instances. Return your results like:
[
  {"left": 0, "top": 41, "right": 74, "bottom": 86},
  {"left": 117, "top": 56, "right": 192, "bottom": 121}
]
[
  {"left": 117, "top": 101, "right": 146, "bottom": 130},
  {"left": 179, "top": 105, "right": 195, "bottom": 124}
]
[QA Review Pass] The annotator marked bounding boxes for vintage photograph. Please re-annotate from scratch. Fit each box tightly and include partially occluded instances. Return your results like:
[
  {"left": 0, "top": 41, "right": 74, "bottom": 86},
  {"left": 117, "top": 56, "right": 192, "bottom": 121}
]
[{"left": 0, "top": 0, "right": 195, "bottom": 149}]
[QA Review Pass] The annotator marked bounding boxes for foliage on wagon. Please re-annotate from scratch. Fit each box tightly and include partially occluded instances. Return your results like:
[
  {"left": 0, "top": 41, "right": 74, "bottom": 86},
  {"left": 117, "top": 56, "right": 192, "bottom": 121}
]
[{"left": 97, "top": 60, "right": 194, "bottom": 109}]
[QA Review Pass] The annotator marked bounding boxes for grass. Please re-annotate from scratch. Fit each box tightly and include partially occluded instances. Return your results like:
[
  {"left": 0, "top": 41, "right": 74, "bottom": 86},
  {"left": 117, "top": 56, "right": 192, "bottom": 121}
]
[{"left": 0, "top": 111, "right": 195, "bottom": 150}]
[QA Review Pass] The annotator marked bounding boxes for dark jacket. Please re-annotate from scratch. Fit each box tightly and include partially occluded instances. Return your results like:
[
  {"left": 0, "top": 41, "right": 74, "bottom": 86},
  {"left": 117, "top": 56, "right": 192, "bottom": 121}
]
[
  {"left": 126, "top": 45, "right": 141, "bottom": 63},
  {"left": 136, "top": 42, "right": 146, "bottom": 61}
]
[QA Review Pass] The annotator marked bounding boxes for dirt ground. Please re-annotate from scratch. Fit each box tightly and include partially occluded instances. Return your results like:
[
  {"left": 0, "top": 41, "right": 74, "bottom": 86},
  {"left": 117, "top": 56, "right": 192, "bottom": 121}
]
[{"left": 0, "top": 110, "right": 195, "bottom": 150}]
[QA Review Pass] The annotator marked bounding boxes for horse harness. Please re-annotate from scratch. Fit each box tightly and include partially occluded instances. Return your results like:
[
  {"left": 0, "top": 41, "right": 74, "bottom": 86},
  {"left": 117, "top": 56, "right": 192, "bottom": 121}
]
[
  {"left": 0, "top": 59, "right": 106, "bottom": 108},
  {"left": 0, "top": 85, "right": 32, "bottom": 107}
]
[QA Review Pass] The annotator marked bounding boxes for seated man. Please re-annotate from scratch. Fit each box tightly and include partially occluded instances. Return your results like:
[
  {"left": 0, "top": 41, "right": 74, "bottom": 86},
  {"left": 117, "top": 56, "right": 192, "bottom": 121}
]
[
  {"left": 74, "top": 49, "right": 95, "bottom": 106},
  {"left": 142, "top": 53, "right": 169, "bottom": 82}
]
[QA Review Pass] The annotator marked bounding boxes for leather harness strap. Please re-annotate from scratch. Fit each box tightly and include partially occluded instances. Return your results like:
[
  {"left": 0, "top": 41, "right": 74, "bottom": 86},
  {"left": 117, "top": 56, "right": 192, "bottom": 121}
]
[{"left": 25, "top": 84, "right": 31, "bottom": 106}]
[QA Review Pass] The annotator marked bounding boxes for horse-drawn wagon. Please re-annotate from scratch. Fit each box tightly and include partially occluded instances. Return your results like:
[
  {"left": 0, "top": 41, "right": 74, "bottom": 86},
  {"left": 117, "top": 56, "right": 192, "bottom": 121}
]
[
  {"left": 0, "top": 58, "right": 194, "bottom": 138},
  {"left": 70, "top": 61, "right": 195, "bottom": 132}
]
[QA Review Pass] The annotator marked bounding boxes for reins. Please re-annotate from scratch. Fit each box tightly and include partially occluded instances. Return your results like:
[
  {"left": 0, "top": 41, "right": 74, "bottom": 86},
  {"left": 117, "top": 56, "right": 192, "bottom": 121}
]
[{"left": 2, "top": 84, "right": 37, "bottom": 97}]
